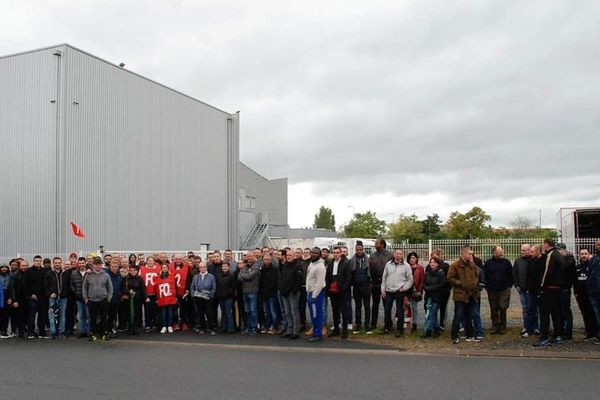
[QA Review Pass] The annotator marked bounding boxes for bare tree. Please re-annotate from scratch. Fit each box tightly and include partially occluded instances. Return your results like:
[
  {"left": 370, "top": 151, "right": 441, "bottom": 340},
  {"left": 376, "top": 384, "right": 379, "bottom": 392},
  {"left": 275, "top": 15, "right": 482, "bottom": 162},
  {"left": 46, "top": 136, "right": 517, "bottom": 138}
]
[{"left": 510, "top": 216, "right": 534, "bottom": 230}]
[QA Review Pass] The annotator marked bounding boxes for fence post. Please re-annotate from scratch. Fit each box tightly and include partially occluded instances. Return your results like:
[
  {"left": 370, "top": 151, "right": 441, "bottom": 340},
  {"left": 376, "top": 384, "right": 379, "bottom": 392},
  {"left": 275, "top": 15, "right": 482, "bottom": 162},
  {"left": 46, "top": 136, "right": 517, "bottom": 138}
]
[{"left": 428, "top": 239, "right": 432, "bottom": 258}]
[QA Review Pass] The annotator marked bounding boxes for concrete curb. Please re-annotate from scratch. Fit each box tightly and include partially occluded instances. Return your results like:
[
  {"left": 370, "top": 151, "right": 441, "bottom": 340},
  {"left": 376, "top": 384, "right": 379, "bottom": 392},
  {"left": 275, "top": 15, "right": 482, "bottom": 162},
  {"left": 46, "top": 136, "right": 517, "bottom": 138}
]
[{"left": 118, "top": 337, "right": 600, "bottom": 361}]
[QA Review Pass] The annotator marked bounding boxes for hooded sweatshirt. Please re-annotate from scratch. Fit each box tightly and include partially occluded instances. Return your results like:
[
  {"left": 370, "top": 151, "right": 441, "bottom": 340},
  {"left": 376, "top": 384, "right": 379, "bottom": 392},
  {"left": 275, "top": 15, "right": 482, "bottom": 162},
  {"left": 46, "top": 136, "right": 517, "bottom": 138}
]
[{"left": 306, "top": 258, "right": 326, "bottom": 299}]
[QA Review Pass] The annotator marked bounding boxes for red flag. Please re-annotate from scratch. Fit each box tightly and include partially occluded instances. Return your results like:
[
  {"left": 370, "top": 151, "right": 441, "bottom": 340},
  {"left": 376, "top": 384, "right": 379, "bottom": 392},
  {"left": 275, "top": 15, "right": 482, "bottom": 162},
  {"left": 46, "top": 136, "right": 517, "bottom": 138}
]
[{"left": 70, "top": 222, "right": 86, "bottom": 239}]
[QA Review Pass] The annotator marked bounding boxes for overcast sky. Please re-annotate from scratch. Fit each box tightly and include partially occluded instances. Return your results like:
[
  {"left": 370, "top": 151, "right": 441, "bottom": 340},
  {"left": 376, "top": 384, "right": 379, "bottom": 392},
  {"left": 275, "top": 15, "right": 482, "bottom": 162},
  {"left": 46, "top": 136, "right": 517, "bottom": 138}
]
[{"left": 2, "top": 0, "right": 599, "bottom": 229}]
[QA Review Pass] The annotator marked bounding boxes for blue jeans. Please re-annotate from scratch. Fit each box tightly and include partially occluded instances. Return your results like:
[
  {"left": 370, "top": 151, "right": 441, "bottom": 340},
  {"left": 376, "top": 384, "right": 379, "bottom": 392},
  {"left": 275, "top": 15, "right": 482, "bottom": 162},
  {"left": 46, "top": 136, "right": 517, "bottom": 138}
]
[
  {"left": 160, "top": 305, "right": 174, "bottom": 327},
  {"left": 243, "top": 293, "right": 258, "bottom": 332},
  {"left": 559, "top": 289, "right": 573, "bottom": 338},
  {"left": 48, "top": 298, "right": 67, "bottom": 336},
  {"left": 525, "top": 292, "right": 539, "bottom": 333},
  {"left": 219, "top": 299, "right": 235, "bottom": 333},
  {"left": 307, "top": 291, "right": 324, "bottom": 338},
  {"left": 472, "top": 298, "right": 483, "bottom": 337},
  {"left": 451, "top": 299, "right": 475, "bottom": 339},
  {"left": 322, "top": 296, "right": 328, "bottom": 327},
  {"left": 589, "top": 294, "right": 600, "bottom": 337},
  {"left": 76, "top": 300, "right": 90, "bottom": 334},
  {"left": 277, "top": 291, "right": 287, "bottom": 331},
  {"left": 424, "top": 301, "right": 440, "bottom": 332},
  {"left": 262, "top": 296, "right": 280, "bottom": 330},
  {"left": 517, "top": 287, "right": 529, "bottom": 330},
  {"left": 383, "top": 291, "right": 408, "bottom": 332}
]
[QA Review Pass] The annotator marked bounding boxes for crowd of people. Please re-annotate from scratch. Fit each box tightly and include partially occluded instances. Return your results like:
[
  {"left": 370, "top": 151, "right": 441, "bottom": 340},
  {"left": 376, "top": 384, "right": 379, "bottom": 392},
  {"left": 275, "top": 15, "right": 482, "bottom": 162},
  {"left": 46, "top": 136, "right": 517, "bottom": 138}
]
[{"left": 1, "top": 238, "right": 599, "bottom": 348}]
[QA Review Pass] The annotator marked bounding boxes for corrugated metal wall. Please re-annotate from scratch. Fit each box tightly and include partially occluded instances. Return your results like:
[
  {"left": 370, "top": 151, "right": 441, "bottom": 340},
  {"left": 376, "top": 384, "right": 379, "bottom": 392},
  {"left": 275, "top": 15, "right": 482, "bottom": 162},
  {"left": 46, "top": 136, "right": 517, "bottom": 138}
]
[
  {"left": 0, "top": 47, "right": 61, "bottom": 255},
  {"left": 0, "top": 44, "right": 240, "bottom": 255},
  {"left": 238, "top": 162, "right": 288, "bottom": 241}
]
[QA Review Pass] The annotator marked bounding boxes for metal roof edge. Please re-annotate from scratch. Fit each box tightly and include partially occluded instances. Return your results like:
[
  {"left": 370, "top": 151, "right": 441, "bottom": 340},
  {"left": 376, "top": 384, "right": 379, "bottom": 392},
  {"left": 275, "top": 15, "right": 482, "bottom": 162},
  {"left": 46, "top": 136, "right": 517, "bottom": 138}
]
[{"left": 0, "top": 43, "right": 235, "bottom": 116}]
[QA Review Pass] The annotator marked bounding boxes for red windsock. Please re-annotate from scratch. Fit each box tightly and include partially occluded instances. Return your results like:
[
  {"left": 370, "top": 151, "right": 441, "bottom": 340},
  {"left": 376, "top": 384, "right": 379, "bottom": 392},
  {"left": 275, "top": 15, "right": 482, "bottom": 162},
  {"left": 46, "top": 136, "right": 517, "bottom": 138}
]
[{"left": 70, "top": 222, "right": 86, "bottom": 239}]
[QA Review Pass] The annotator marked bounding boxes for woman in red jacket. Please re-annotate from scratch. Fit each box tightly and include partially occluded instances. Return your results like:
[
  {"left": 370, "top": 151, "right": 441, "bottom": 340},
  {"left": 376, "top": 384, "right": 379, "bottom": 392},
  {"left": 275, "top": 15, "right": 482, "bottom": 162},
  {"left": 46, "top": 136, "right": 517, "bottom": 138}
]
[
  {"left": 154, "top": 264, "right": 177, "bottom": 334},
  {"left": 407, "top": 252, "right": 424, "bottom": 333}
]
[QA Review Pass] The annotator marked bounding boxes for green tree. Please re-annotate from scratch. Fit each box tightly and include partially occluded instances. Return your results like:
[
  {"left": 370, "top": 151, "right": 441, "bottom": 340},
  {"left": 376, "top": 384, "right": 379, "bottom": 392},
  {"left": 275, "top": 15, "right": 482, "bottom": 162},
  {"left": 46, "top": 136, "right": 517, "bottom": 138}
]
[
  {"left": 313, "top": 206, "right": 336, "bottom": 231},
  {"left": 388, "top": 214, "right": 425, "bottom": 243},
  {"left": 419, "top": 213, "right": 444, "bottom": 239},
  {"left": 443, "top": 206, "right": 492, "bottom": 239},
  {"left": 341, "top": 211, "right": 386, "bottom": 238}
]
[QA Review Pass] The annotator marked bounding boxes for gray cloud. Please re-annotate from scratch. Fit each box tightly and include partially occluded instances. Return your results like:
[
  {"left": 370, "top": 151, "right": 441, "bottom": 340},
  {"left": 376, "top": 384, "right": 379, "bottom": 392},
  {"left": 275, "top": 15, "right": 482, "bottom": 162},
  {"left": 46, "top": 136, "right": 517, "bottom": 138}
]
[{"left": 1, "top": 0, "right": 599, "bottom": 228}]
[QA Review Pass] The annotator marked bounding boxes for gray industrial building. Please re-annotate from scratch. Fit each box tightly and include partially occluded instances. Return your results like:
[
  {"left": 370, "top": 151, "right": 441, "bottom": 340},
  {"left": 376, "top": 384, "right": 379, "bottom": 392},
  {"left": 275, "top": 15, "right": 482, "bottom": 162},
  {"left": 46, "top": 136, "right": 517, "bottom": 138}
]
[{"left": 0, "top": 44, "right": 289, "bottom": 256}]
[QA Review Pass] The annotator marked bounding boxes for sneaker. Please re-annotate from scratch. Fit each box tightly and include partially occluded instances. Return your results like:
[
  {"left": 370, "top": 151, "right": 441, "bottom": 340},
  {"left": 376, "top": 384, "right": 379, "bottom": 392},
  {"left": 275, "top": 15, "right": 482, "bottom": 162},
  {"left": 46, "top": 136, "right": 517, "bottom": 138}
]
[
  {"left": 160, "top": 327, "right": 167, "bottom": 334},
  {"left": 102, "top": 334, "right": 110, "bottom": 341},
  {"left": 466, "top": 337, "right": 481, "bottom": 342},
  {"left": 532, "top": 339, "right": 551, "bottom": 347},
  {"left": 475, "top": 336, "right": 484, "bottom": 341},
  {"left": 168, "top": 327, "right": 174, "bottom": 333},
  {"left": 39, "top": 335, "right": 50, "bottom": 339},
  {"left": 27, "top": 334, "right": 36, "bottom": 339},
  {"left": 533, "top": 329, "right": 541, "bottom": 335},
  {"left": 209, "top": 330, "right": 216, "bottom": 336},
  {"left": 452, "top": 338, "right": 460, "bottom": 344},
  {"left": 553, "top": 336, "right": 563, "bottom": 344},
  {"left": 306, "top": 336, "right": 323, "bottom": 343},
  {"left": 172, "top": 323, "right": 181, "bottom": 331},
  {"left": 521, "top": 328, "right": 527, "bottom": 335},
  {"left": 583, "top": 336, "right": 596, "bottom": 342},
  {"left": 521, "top": 332, "right": 530, "bottom": 338},
  {"left": 594, "top": 338, "right": 600, "bottom": 345},
  {"left": 88, "top": 335, "right": 97, "bottom": 342}
]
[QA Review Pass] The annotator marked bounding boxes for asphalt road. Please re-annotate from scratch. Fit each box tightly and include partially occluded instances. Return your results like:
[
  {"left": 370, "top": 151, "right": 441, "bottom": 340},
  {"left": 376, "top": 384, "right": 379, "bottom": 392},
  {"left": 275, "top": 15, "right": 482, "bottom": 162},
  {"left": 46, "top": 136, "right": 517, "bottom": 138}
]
[{"left": 2, "top": 339, "right": 599, "bottom": 400}]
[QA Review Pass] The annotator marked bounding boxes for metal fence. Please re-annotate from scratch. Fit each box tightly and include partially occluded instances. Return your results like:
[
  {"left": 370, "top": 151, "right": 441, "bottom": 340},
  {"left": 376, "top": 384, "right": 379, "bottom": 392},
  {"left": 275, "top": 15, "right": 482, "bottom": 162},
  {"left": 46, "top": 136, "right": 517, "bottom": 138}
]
[{"left": 366, "top": 237, "right": 600, "bottom": 262}]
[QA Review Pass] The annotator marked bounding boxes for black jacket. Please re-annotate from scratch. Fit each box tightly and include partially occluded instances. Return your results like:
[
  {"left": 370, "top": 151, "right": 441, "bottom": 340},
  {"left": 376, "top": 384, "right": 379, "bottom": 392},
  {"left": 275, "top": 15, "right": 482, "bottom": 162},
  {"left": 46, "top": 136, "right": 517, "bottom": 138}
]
[
  {"left": 368, "top": 250, "right": 393, "bottom": 286},
  {"left": 45, "top": 270, "right": 72, "bottom": 299},
  {"left": 326, "top": 257, "right": 352, "bottom": 294},
  {"left": 482, "top": 257, "right": 513, "bottom": 291},
  {"left": 541, "top": 249, "right": 564, "bottom": 288},
  {"left": 574, "top": 261, "right": 589, "bottom": 296},
  {"left": 23, "top": 267, "right": 48, "bottom": 299},
  {"left": 278, "top": 260, "right": 303, "bottom": 296},
  {"left": 215, "top": 271, "right": 236, "bottom": 300},
  {"left": 11, "top": 271, "right": 27, "bottom": 300},
  {"left": 526, "top": 255, "right": 545, "bottom": 294},
  {"left": 259, "top": 265, "right": 278, "bottom": 298},
  {"left": 561, "top": 254, "right": 576, "bottom": 290},
  {"left": 70, "top": 270, "right": 85, "bottom": 300},
  {"left": 120, "top": 274, "right": 147, "bottom": 302},
  {"left": 424, "top": 268, "right": 446, "bottom": 304}
]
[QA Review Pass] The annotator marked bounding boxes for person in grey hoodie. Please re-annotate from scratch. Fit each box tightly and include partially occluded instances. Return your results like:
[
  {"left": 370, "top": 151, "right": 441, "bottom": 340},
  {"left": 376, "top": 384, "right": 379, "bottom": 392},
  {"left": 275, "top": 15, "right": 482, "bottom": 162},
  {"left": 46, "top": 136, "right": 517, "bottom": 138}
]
[
  {"left": 381, "top": 249, "right": 413, "bottom": 337},
  {"left": 82, "top": 257, "right": 113, "bottom": 341}
]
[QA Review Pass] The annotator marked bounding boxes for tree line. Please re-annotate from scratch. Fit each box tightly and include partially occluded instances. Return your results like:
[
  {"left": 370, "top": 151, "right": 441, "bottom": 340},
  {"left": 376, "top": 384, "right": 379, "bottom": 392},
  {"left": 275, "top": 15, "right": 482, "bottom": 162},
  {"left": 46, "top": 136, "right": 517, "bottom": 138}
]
[{"left": 313, "top": 206, "right": 556, "bottom": 242}]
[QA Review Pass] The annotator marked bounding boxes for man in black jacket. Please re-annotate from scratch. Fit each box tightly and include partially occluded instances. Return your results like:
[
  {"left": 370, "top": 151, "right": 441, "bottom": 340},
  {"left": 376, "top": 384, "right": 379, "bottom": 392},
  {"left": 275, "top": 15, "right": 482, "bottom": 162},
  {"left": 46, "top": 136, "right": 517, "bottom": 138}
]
[
  {"left": 46, "top": 257, "right": 71, "bottom": 339},
  {"left": 574, "top": 248, "right": 598, "bottom": 340},
  {"left": 557, "top": 243, "right": 576, "bottom": 340},
  {"left": 482, "top": 246, "right": 513, "bottom": 335},
  {"left": 326, "top": 246, "right": 352, "bottom": 338},
  {"left": 350, "top": 242, "right": 371, "bottom": 333},
  {"left": 278, "top": 251, "right": 303, "bottom": 339},
  {"left": 368, "top": 238, "right": 393, "bottom": 332},
  {"left": 533, "top": 239, "right": 564, "bottom": 347},
  {"left": 23, "top": 255, "right": 49, "bottom": 339},
  {"left": 259, "top": 254, "right": 280, "bottom": 333},
  {"left": 524, "top": 246, "right": 543, "bottom": 337}
]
